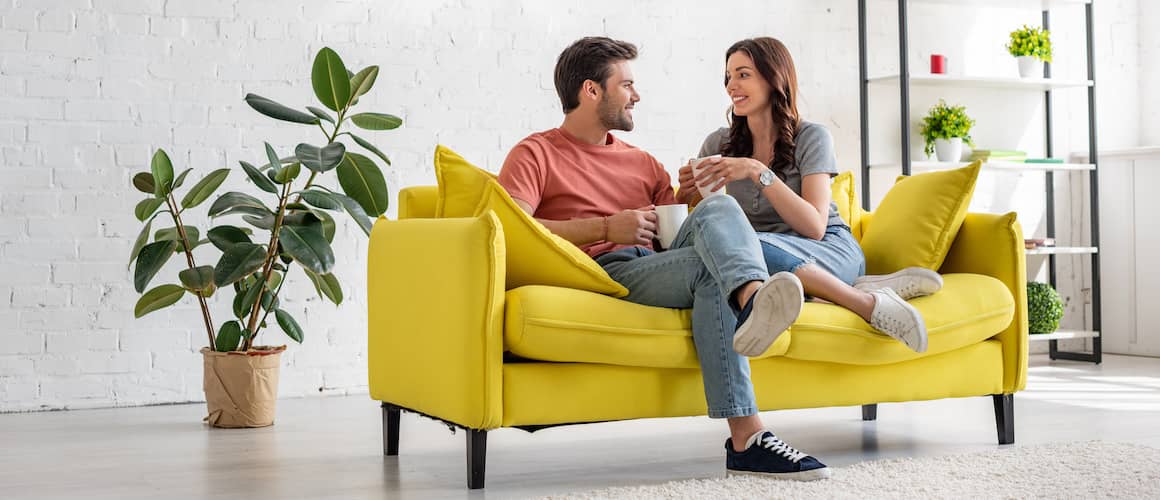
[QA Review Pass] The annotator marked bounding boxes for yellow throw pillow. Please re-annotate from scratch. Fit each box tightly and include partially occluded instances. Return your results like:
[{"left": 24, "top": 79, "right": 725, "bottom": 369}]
[
  {"left": 830, "top": 170, "right": 863, "bottom": 240},
  {"left": 434, "top": 145, "right": 496, "bottom": 218},
  {"left": 860, "top": 161, "right": 982, "bottom": 274},
  {"left": 434, "top": 145, "right": 629, "bottom": 297}
]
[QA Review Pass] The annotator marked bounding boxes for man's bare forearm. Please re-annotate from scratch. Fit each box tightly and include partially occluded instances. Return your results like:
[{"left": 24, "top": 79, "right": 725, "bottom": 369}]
[{"left": 512, "top": 197, "right": 605, "bottom": 246}]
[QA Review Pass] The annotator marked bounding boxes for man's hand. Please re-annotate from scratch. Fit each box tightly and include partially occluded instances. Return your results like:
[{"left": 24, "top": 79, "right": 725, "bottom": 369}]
[{"left": 606, "top": 206, "right": 657, "bottom": 246}]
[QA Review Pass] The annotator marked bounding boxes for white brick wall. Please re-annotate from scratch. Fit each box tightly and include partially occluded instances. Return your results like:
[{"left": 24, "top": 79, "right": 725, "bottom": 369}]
[
  {"left": 1141, "top": 1, "right": 1160, "bottom": 145},
  {"left": 0, "top": 0, "right": 1147, "bottom": 412}
]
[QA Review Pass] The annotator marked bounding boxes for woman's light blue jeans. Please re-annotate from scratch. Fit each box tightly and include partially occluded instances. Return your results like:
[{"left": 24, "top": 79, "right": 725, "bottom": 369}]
[
  {"left": 758, "top": 225, "right": 865, "bottom": 286},
  {"left": 594, "top": 196, "right": 767, "bottom": 418}
]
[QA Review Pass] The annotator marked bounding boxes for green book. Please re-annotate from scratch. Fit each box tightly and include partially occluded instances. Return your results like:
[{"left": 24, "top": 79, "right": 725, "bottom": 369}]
[{"left": 1024, "top": 158, "right": 1064, "bottom": 163}]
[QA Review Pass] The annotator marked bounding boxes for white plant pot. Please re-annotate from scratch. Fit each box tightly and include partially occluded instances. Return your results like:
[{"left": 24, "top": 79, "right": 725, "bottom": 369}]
[
  {"left": 934, "top": 137, "right": 963, "bottom": 162},
  {"left": 1017, "top": 55, "right": 1043, "bottom": 78}
]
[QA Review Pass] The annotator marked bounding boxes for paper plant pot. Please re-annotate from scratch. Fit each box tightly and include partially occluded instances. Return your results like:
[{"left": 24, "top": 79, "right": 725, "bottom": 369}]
[{"left": 201, "top": 346, "right": 286, "bottom": 428}]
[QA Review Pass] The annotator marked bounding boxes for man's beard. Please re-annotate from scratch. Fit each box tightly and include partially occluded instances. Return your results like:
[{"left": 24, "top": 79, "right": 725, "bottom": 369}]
[{"left": 597, "top": 97, "right": 633, "bottom": 131}]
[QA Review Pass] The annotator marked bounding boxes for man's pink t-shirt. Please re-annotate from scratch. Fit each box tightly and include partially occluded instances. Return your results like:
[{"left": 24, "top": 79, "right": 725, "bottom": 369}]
[{"left": 498, "top": 128, "right": 678, "bottom": 257}]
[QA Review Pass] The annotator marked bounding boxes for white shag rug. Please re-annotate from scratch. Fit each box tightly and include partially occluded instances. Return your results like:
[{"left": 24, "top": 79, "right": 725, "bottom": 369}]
[{"left": 544, "top": 441, "right": 1160, "bottom": 499}]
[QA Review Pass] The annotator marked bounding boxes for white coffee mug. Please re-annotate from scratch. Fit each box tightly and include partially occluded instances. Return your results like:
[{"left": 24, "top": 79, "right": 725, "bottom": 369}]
[
  {"left": 691, "top": 155, "right": 725, "bottom": 200},
  {"left": 655, "top": 204, "right": 689, "bottom": 250}
]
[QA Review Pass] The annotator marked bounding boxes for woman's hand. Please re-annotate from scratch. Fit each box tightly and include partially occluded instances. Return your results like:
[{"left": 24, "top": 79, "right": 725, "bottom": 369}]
[
  {"left": 694, "top": 156, "right": 765, "bottom": 193},
  {"left": 676, "top": 162, "right": 701, "bottom": 204}
]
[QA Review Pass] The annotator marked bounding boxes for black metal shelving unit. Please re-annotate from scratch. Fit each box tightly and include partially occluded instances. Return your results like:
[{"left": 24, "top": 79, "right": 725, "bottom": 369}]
[{"left": 857, "top": 0, "right": 1101, "bottom": 363}]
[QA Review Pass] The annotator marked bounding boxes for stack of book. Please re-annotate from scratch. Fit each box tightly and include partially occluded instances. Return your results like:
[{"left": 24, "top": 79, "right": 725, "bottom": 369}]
[
  {"left": 1025, "top": 238, "right": 1056, "bottom": 250},
  {"left": 970, "top": 149, "right": 1027, "bottom": 162}
]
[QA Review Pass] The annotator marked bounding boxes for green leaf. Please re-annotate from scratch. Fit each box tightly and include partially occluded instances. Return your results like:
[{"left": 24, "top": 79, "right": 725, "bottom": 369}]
[
  {"left": 207, "top": 225, "right": 253, "bottom": 252},
  {"left": 323, "top": 188, "right": 374, "bottom": 236},
  {"left": 274, "top": 161, "right": 301, "bottom": 184},
  {"left": 243, "top": 93, "right": 319, "bottom": 125},
  {"left": 208, "top": 192, "right": 270, "bottom": 218},
  {"left": 133, "top": 240, "right": 178, "bottom": 293},
  {"left": 172, "top": 168, "right": 193, "bottom": 190},
  {"left": 266, "top": 271, "right": 282, "bottom": 291},
  {"left": 311, "top": 47, "right": 351, "bottom": 112},
  {"left": 133, "top": 172, "right": 155, "bottom": 194},
  {"left": 306, "top": 106, "right": 335, "bottom": 124},
  {"left": 260, "top": 289, "right": 279, "bottom": 311},
  {"left": 238, "top": 160, "right": 277, "bottom": 194},
  {"left": 348, "top": 66, "right": 379, "bottom": 105},
  {"left": 215, "top": 321, "right": 245, "bottom": 352},
  {"left": 233, "top": 279, "right": 264, "bottom": 319},
  {"left": 264, "top": 142, "right": 283, "bottom": 177},
  {"left": 244, "top": 213, "right": 275, "bottom": 230},
  {"left": 154, "top": 226, "right": 200, "bottom": 251},
  {"left": 151, "top": 149, "right": 174, "bottom": 198},
  {"left": 349, "top": 112, "right": 402, "bottom": 131},
  {"left": 179, "top": 265, "right": 215, "bottom": 292},
  {"left": 275, "top": 309, "right": 304, "bottom": 343},
  {"left": 134, "top": 284, "right": 185, "bottom": 318},
  {"left": 278, "top": 224, "right": 335, "bottom": 275},
  {"left": 305, "top": 269, "right": 343, "bottom": 305},
  {"left": 336, "top": 152, "right": 388, "bottom": 217},
  {"left": 300, "top": 190, "right": 341, "bottom": 210},
  {"left": 214, "top": 242, "right": 267, "bottom": 287},
  {"left": 134, "top": 197, "right": 166, "bottom": 222},
  {"left": 347, "top": 133, "right": 391, "bottom": 165},
  {"left": 307, "top": 209, "right": 336, "bottom": 242},
  {"left": 295, "top": 142, "right": 346, "bottom": 173},
  {"left": 180, "top": 168, "right": 230, "bottom": 209},
  {"left": 128, "top": 219, "right": 153, "bottom": 268}
]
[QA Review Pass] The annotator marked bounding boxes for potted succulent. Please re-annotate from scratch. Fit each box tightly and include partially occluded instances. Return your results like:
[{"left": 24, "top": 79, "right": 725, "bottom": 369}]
[
  {"left": 127, "top": 47, "right": 399, "bottom": 428},
  {"left": 1007, "top": 24, "right": 1052, "bottom": 78},
  {"left": 920, "top": 99, "right": 975, "bottom": 162}
]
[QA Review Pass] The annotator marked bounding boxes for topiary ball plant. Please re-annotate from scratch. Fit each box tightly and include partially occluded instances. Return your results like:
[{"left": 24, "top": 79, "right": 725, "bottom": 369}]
[{"left": 1027, "top": 281, "right": 1064, "bottom": 334}]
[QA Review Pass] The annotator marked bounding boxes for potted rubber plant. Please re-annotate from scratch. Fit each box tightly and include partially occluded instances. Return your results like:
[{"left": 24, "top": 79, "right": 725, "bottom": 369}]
[
  {"left": 1007, "top": 24, "right": 1052, "bottom": 78},
  {"left": 920, "top": 99, "right": 975, "bottom": 162},
  {"left": 127, "top": 47, "right": 399, "bottom": 428}
]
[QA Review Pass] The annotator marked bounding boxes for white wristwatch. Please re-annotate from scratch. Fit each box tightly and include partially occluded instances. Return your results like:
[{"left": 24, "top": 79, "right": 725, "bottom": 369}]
[{"left": 758, "top": 169, "right": 776, "bottom": 187}]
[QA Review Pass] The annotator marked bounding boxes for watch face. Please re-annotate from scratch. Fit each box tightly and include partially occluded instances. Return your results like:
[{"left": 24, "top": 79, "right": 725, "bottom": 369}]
[{"left": 760, "top": 170, "right": 775, "bottom": 186}]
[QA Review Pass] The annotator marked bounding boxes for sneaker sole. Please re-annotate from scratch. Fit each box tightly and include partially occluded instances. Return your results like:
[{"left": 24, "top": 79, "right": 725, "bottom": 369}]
[
  {"left": 726, "top": 467, "right": 832, "bottom": 481},
  {"left": 854, "top": 268, "right": 943, "bottom": 300},
  {"left": 733, "top": 272, "right": 803, "bottom": 357}
]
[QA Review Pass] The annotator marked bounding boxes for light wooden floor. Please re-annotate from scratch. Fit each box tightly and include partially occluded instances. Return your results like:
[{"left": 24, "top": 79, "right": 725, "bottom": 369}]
[{"left": 3, "top": 354, "right": 1159, "bottom": 499}]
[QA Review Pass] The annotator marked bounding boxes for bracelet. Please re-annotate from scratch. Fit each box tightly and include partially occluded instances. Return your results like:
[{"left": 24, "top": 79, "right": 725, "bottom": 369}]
[{"left": 602, "top": 216, "right": 610, "bottom": 241}]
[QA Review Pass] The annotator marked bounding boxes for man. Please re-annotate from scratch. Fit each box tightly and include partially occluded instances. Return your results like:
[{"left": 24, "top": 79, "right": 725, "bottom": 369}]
[{"left": 497, "top": 36, "right": 830, "bottom": 481}]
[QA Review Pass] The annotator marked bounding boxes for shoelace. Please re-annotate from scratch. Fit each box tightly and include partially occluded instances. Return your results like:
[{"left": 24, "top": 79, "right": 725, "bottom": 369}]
[{"left": 757, "top": 433, "right": 808, "bottom": 463}]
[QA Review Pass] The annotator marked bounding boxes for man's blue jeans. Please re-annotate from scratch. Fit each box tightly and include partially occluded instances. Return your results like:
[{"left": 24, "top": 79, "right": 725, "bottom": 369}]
[{"left": 594, "top": 196, "right": 767, "bottom": 418}]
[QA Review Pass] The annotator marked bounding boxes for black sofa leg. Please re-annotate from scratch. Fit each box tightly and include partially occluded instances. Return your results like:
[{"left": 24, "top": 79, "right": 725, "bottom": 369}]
[
  {"left": 862, "top": 404, "right": 878, "bottom": 421},
  {"left": 383, "top": 403, "right": 400, "bottom": 456},
  {"left": 467, "top": 429, "right": 487, "bottom": 489},
  {"left": 992, "top": 394, "right": 1014, "bottom": 445}
]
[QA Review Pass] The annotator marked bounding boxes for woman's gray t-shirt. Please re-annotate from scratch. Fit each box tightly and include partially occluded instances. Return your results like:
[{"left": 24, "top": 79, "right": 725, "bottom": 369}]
[{"left": 697, "top": 121, "right": 845, "bottom": 234}]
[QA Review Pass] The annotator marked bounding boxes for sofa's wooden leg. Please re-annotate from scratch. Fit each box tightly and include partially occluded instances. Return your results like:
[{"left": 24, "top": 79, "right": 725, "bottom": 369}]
[
  {"left": 862, "top": 404, "right": 878, "bottom": 421},
  {"left": 992, "top": 394, "right": 1014, "bottom": 445},
  {"left": 383, "top": 403, "right": 400, "bottom": 456},
  {"left": 467, "top": 429, "right": 487, "bottom": 489}
]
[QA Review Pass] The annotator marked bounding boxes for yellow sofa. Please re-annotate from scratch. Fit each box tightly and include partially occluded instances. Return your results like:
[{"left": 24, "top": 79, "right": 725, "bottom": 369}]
[{"left": 368, "top": 180, "right": 1028, "bottom": 489}]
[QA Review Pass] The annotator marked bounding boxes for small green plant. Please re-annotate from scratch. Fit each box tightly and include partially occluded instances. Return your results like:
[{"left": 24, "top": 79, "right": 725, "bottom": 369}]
[
  {"left": 1007, "top": 25, "right": 1052, "bottom": 62},
  {"left": 128, "top": 47, "right": 399, "bottom": 352},
  {"left": 919, "top": 99, "right": 975, "bottom": 156},
  {"left": 1027, "top": 281, "right": 1064, "bottom": 334}
]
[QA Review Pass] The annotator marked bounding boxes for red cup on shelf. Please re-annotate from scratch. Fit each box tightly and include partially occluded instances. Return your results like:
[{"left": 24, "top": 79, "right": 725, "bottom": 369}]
[{"left": 930, "top": 54, "right": 946, "bottom": 74}]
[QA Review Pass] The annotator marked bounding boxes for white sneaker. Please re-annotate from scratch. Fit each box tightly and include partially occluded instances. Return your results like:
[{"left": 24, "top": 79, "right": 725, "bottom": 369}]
[
  {"left": 854, "top": 267, "right": 943, "bottom": 300},
  {"left": 733, "top": 272, "right": 804, "bottom": 357},
  {"left": 869, "top": 288, "right": 928, "bottom": 353}
]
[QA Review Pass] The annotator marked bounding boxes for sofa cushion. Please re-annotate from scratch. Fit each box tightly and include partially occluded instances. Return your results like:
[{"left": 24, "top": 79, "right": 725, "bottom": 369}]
[
  {"left": 435, "top": 145, "right": 628, "bottom": 297},
  {"left": 504, "top": 285, "right": 790, "bottom": 369},
  {"left": 859, "top": 161, "right": 981, "bottom": 274},
  {"left": 830, "top": 170, "right": 863, "bottom": 240},
  {"left": 783, "top": 273, "right": 1013, "bottom": 365}
]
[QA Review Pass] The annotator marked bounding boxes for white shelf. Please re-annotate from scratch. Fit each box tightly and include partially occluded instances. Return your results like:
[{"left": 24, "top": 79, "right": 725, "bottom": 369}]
[
  {"left": 868, "top": 74, "right": 1093, "bottom": 92},
  {"left": 1024, "top": 246, "right": 1099, "bottom": 255},
  {"left": 869, "top": 160, "right": 1095, "bottom": 172},
  {"left": 900, "top": 0, "right": 1091, "bottom": 8},
  {"left": 1029, "top": 330, "right": 1100, "bottom": 341}
]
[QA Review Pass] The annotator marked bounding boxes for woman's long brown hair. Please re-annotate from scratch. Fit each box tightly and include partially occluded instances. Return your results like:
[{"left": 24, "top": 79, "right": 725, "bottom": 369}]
[{"left": 720, "top": 37, "right": 801, "bottom": 180}]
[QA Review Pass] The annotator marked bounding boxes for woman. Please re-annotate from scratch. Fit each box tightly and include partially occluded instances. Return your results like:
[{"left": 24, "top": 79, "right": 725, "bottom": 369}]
[{"left": 677, "top": 37, "right": 942, "bottom": 358}]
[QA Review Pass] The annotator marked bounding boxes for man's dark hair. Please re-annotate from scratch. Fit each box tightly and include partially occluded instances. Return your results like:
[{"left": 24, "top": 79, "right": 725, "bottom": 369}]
[{"left": 554, "top": 37, "right": 638, "bottom": 113}]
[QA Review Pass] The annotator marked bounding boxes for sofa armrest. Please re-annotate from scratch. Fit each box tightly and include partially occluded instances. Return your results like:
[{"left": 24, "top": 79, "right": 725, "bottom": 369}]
[
  {"left": 938, "top": 212, "right": 1028, "bottom": 394},
  {"left": 367, "top": 212, "right": 505, "bottom": 429}
]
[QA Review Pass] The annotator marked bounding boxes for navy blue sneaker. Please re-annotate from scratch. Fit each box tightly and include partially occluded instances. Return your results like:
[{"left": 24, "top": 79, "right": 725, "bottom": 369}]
[{"left": 725, "top": 431, "right": 831, "bottom": 481}]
